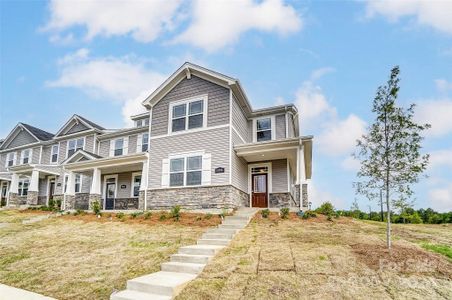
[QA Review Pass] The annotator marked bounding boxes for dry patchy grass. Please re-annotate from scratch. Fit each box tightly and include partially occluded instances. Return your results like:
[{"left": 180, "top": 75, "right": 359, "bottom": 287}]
[
  {"left": 177, "top": 214, "right": 452, "bottom": 300},
  {"left": 0, "top": 210, "right": 217, "bottom": 299}
]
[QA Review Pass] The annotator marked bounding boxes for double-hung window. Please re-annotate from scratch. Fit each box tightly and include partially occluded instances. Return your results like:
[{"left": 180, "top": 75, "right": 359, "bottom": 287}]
[
  {"left": 132, "top": 174, "right": 141, "bottom": 197},
  {"left": 75, "top": 174, "right": 82, "bottom": 193},
  {"left": 256, "top": 118, "right": 272, "bottom": 142},
  {"left": 114, "top": 138, "right": 124, "bottom": 156},
  {"left": 51, "top": 145, "right": 59, "bottom": 163},
  {"left": 6, "top": 153, "right": 15, "bottom": 167},
  {"left": 18, "top": 178, "right": 29, "bottom": 196},
  {"left": 169, "top": 155, "right": 202, "bottom": 187},
  {"left": 21, "top": 149, "right": 30, "bottom": 164},
  {"left": 171, "top": 99, "right": 205, "bottom": 133},
  {"left": 67, "top": 138, "right": 84, "bottom": 157},
  {"left": 141, "top": 133, "right": 149, "bottom": 152}
]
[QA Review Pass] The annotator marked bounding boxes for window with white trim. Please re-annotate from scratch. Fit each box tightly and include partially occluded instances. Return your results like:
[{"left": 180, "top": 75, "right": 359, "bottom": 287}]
[
  {"left": 51, "top": 145, "right": 59, "bottom": 163},
  {"left": 141, "top": 133, "right": 149, "bottom": 152},
  {"left": 114, "top": 138, "right": 124, "bottom": 156},
  {"left": 75, "top": 174, "right": 82, "bottom": 193},
  {"left": 18, "top": 178, "right": 29, "bottom": 196},
  {"left": 21, "top": 149, "right": 31, "bottom": 164},
  {"left": 64, "top": 175, "right": 68, "bottom": 193},
  {"left": 170, "top": 99, "right": 205, "bottom": 133},
  {"left": 169, "top": 155, "right": 202, "bottom": 187},
  {"left": 6, "top": 152, "right": 15, "bottom": 167},
  {"left": 132, "top": 174, "right": 141, "bottom": 197},
  {"left": 67, "top": 138, "right": 84, "bottom": 157},
  {"left": 256, "top": 118, "right": 272, "bottom": 142},
  {"left": 135, "top": 118, "right": 149, "bottom": 128}
]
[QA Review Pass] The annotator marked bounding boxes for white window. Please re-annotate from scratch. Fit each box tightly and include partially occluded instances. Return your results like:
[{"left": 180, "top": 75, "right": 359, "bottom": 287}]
[
  {"left": 136, "top": 119, "right": 142, "bottom": 127},
  {"left": 18, "top": 178, "right": 29, "bottom": 196},
  {"left": 21, "top": 149, "right": 31, "bottom": 164},
  {"left": 6, "top": 152, "right": 15, "bottom": 167},
  {"left": 169, "top": 155, "right": 202, "bottom": 187},
  {"left": 64, "top": 175, "right": 68, "bottom": 193},
  {"left": 170, "top": 98, "right": 206, "bottom": 133},
  {"left": 75, "top": 174, "right": 82, "bottom": 193},
  {"left": 256, "top": 118, "right": 272, "bottom": 142},
  {"left": 142, "top": 133, "right": 149, "bottom": 152},
  {"left": 144, "top": 118, "right": 149, "bottom": 126},
  {"left": 114, "top": 138, "right": 124, "bottom": 156},
  {"left": 132, "top": 173, "right": 141, "bottom": 197},
  {"left": 51, "top": 145, "right": 59, "bottom": 163},
  {"left": 67, "top": 138, "right": 84, "bottom": 157}
]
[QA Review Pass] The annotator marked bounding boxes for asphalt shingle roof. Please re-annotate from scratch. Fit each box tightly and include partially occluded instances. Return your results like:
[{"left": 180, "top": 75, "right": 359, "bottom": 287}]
[
  {"left": 75, "top": 115, "right": 105, "bottom": 130},
  {"left": 21, "top": 123, "right": 54, "bottom": 141}
]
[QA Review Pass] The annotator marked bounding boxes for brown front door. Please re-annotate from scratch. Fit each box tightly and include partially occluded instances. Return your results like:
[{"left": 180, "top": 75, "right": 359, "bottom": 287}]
[{"left": 252, "top": 174, "right": 268, "bottom": 208}]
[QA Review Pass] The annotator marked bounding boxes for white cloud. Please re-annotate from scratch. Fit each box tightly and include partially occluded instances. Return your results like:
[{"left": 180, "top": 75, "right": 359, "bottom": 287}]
[
  {"left": 43, "top": 0, "right": 182, "bottom": 42},
  {"left": 428, "top": 183, "right": 452, "bottom": 212},
  {"left": 429, "top": 149, "right": 452, "bottom": 169},
  {"left": 435, "top": 79, "right": 452, "bottom": 93},
  {"left": 415, "top": 98, "right": 452, "bottom": 136},
  {"left": 172, "top": 0, "right": 302, "bottom": 52},
  {"left": 46, "top": 49, "right": 166, "bottom": 126},
  {"left": 309, "top": 183, "right": 345, "bottom": 209},
  {"left": 365, "top": 0, "right": 452, "bottom": 35},
  {"left": 341, "top": 156, "right": 361, "bottom": 172}
]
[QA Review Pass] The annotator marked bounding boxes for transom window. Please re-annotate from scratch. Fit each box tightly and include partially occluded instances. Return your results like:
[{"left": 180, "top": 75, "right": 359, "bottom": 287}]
[
  {"left": 21, "top": 149, "right": 30, "bottom": 164},
  {"left": 141, "top": 133, "right": 149, "bottom": 152},
  {"left": 171, "top": 99, "right": 205, "bottom": 133},
  {"left": 51, "top": 145, "right": 59, "bottom": 163},
  {"left": 170, "top": 155, "right": 202, "bottom": 187},
  {"left": 114, "top": 138, "right": 124, "bottom": 156},
  {"left": 18, "top": 178, "right": 29, "bottom": 196},
  {"left": 256, "top": 118, "right": 272, "bottom": 142},
  {"left": 6, "top": 152, "right": 15, "bottom": 167},
  {"left": 67, "top": 138, "right": 84, "bottom": 157}
]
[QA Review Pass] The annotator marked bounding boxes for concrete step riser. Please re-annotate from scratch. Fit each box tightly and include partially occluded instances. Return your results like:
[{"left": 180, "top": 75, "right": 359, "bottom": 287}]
[
  {"left": 222, "top": 220, "right": 249, "bottom": 224},
  {"left": 219, "top": 224, "right": 246, "bottom": 230},
  {"left": 127, "top": 281, "right": 172, "bottom": 297},
  {"left": 225, "top": 216, "right": 250, "bottom": 221},
  {"left": 198, "top": 239, "right": 230, "bottom": 246},
  {"left": 207, "top": 228, "right": 238, "bottom": 234},
  {"left": 179, "top": 248, "right": 217, "bottom": 256},
  {"left": 202, "top": 233, "right": 234, "bottom": 239},
  {"left": 161, "top": 263, "right": 205, "bottom": 274},
  {"left": 171, "top": 254, "right": 211, "bottom": 264}
]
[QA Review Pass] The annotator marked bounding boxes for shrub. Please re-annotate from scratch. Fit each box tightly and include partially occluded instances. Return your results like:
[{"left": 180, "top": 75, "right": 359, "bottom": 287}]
[
  {"left": 280, "top": 207, "right": 290, "bottom": 219},
  {"left": 316, "top": 202, "right": 335, "bottom": 216},
  {"left": 48, "top": 199, "right": 55, "bottom": 210},
  {"left": 143, "top": 211, "right": 152, "bottom": 220},
  {"left": 92, "top": 201, "right": 101, "bottom": 216},
  {"left": 116, "top": 212, "right": 125, "bottom": 219},
  {"left": 261, "top": 209, "right": 270, "bottom": 218},
  {"left": 327, "top": 214, "right": 333, "bottom": 221},
  {"left": 196, "top": 216, "right": 202, "bottom": 221},
  {"left": 170, "top": 205, "right": 181, "bottom": 221},
  {"left": 130, "top": 212, "right": 143, "bottom": 219},
  {"left": 73, "top": 209, "right": 85, "bottom": 216},
  {"left": 205, "top": 213, "right": 212, "bottom": 220},
  {"left": 56, "top": 199, "right": 62, "bottom": 210},
  {"left": 301, "top": 210, "right": 317, "bottom": 219},
  {"left": 159, "top": 213, "right": 167, "bottom": 221}
]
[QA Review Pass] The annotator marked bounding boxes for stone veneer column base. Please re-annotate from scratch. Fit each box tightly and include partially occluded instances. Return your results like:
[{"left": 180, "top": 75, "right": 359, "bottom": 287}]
[
  {"left": 138, "top": 191, "right": 145, "bottom": 210},
  {"left": 301, "top": 183, "right": 308, "bottom": 210},
  {"left": 269, "top": 193, "right": 295, "bottom": 208},
  {"left": 8, "top": 192, "right": 19, "bottom": 207},
  {"left": 65, "top": 195, "right": 76, "bottom": 210},
  {"left": 26, "top": 191, "right": 39, "bottom": 205},
  {"left": 89, "top": 194, "right": 101, "bottom": 210}
]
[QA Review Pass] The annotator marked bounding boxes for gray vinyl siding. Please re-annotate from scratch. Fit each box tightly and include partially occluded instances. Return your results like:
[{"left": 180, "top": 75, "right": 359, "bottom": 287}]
[
  {"left": 275, "top": 114, "right": 286, "bottom": 140},
  {"left": 79, "top": 171, "right": 92, "bottom": 194},
  {"left": 55, "top": 175, "right": 64, "bottom": 195},
  {"left": 231, "top": 131, "right": 249, "bottom": 193},
  {"left": 128, "top": 135, "right": 137, "bottom": 154},
  {"left": 85, "top": 135, "right": 95, "bottom": 153},
  {"left": 232, "top": 94, "right": 251, "bottom": 143},
  {"left": 66, "top": 122, "right": 89, "bottom": 135},
  {"left": 31, "top": 147, "right": 41, "bottom": 164},
  {"left": 7, "top": 130, "right": 37, "bottom": 149},
  {"left": 247, "top": 120, "right": 253, "bottom": 142},
  {"left": 0, "top": 153, "right": 6, "bottom": 172},
  {"left": 151, "top": 75, "right": 230, "bottom": 137},
  {"left": 288, "top": 114, "right": 295, "bottom": 138},
  {"left": 148, "top": 126, "right": 230, "bottom": 188},
  {"left": 41, "top": 146, "right": 51, "bottom": 164},
  {"left": 99, "top": 140, "right": 110, "bottom": 157},
  {"left": 58, "top": 141, "right": 67, "bottom": 163},
  {"left": 117, "top": 172, "right": 135, "bottom": 198},
  {"left": 272, "top": 159, "right": 288, "bottom": 193}
]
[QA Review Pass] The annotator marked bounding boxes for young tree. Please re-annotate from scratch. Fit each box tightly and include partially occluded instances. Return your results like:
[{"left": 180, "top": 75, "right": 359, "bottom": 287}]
[{"left": 354, "top": 66, "right": 430, "bottom": 249}]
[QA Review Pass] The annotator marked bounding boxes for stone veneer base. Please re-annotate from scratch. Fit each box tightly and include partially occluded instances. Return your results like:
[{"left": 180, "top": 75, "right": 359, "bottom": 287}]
[{"left": 26, "top": 191, "right": 39, "bottom": 205}]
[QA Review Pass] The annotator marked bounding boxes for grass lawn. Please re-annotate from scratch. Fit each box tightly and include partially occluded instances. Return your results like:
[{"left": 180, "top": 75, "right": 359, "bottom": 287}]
[
  {"left": 0, "top": 209, "right": 220, "bottom": 300},
  {"left": 177, "top": 213, "right": 452, "bottom": 299}
]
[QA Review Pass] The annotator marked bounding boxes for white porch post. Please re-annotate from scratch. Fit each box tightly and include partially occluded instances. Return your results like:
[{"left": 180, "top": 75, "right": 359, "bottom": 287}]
[
  {"left": 10, "top": 173, "right": 19, "bottom": 194},
  {"left": 139, "top": 162, "right": 148, "bottom": 192},
  {"left": 140, "top": 160, "right": 148, "bottom": 210},
  {"left": 29, "top": 170, "right": 39, "bottom": 192},
  {"left": 91, "top": 168, "right": 101, "bottom": 195},
  {"left": 64, "top": 171, "right": 75, "bottom": 210}
]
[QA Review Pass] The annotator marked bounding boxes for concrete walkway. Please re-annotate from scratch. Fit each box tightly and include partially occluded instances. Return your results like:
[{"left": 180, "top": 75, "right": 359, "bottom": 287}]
[
  {"left": 0, "top": 284, "right": 56, "bottom": 300},
  {"left": 110, "top": 208, "right": 257, "bottom": 300}
]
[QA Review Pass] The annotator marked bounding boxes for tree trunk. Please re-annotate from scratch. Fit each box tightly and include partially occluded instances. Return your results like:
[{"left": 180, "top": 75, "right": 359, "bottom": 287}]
[
  {"left": 385, "top": 182, "right": 391, "bottom": 250},
  {"left": 380, "top": 189, "right": 384, "bottom": 222}
]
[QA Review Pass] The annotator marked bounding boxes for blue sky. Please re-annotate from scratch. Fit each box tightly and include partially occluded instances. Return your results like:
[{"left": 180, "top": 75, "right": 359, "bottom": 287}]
[{"left": 1, "top": 0, "right": 451, "bottom": 211}]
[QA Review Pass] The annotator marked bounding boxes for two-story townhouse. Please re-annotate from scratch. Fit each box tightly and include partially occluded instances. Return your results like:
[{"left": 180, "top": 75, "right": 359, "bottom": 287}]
[{"left": 0, "top": 62, "right": 312, "bottom": 211}]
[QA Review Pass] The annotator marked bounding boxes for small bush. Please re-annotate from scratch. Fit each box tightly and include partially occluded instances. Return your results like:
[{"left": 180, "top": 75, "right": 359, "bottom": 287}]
[
  {"left": 159, "top": 213, "right": 167, "bottom": 221},
  {"left": 261, "top": 209, "right": 270, "bottom": 218},
  {"left": 116, "top": 212, "right": 125, "bottom": 219},
  {"left": 73, "top": 209, "right": 85, "bottom": 216},
  {"left": 196, "top": 216, "right": 202, "bottom": 221},
  {"left": 205, "top": 213, "right": 212, "bottom": 220},
  {"left": 56, "top": 199, "right": 62, "bottom": 210},
  {"left": 48, "top": 199, "right": 55, "bottom": 210},
  {"left": 143, "top": 211, "right": 152, "bottom": 220},
  {"left": 130, "top": 212, "right": 143, "bottom": 219},
  {"left": 170, "top": 205, "right": 181, "bottom": 221},
  {"left": 280, "top": 207, "right": 290, "bottom": 219},
  {"left": 327, "top": 214, "right": 333, "bottom": 221},
  {"left": 302, "top": 210, "right": 317, "bottom": 219},
  {"left": 316, "top": 202, "right": 335, "bottom": 216},
  {"left": 92, "top": 201, "right": 101, "bottom": 216}
]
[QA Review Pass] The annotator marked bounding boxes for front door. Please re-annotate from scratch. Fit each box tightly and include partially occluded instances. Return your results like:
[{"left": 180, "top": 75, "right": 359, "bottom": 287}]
[
  {"left": 105, "top": 182, "right": 116, "bottom": 210},
  {"left": 1, "top": 182, "right": 8, "bottom": 206},
  {"left": 252, "top": 174, "right": 268, "bottom": 208},
  {"left": 48, "top": 179, "right": 55, "bottom": 202}
]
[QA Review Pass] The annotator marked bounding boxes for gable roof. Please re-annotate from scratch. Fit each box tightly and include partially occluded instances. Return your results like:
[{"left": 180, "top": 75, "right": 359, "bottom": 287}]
[
  {"left": 0, "top": 123, "right": 54, "bottom": 150},
  {"left": 62, "top": 149, "right": 102, "bottom": 165},
  {"left": 55, "top": 114, "right": 105, "bottom": 137},
  {"left": 20, "top": 123, "right": 54, "bottom": 141}
]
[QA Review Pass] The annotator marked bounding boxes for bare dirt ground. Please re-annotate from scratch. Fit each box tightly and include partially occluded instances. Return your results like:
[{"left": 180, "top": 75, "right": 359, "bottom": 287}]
[
  {"left": 0, "top": 210, "right": 218, "bottom": 300},
  {"left": 177, "top": 212, "right": 452, "bottom": 300}
]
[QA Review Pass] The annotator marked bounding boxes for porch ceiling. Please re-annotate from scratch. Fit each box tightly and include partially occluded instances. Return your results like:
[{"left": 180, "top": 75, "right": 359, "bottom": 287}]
[
  {"left": 234, "top": 138, "right": 300, "bottom": 163},
  {"left": 64, "top": 153, "right": 147, "bottom": 172}
]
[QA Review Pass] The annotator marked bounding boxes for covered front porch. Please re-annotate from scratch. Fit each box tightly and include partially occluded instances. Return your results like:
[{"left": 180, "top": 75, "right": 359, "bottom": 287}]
[
  {"left": 234, "top": 137, "right": 312, "bottom": 210},
  {"left": 62, "top": 151, "right": 148, "bottom": 211}
]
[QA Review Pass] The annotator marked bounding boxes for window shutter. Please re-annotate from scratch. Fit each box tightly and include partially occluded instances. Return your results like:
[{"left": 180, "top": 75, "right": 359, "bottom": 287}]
[
  {"left": 161, "top": 158, "right": 169, "bottom": 188},
  {"left": 123, "top": 137, "right": 129, "bottom": 155},
  {"left": 202, "top": 153, "right": 211, "bottom": 185},
  {"left": 137, "top": 134, "right": 143, "bottom": 152},
  {"left": 109, "top": 140, "right": 115, "bottom": 157}
]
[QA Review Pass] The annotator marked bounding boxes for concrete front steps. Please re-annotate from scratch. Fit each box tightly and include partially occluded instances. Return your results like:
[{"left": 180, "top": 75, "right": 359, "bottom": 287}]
[{"left": 111, "top": 208, "right": 257, "bottom": 300}]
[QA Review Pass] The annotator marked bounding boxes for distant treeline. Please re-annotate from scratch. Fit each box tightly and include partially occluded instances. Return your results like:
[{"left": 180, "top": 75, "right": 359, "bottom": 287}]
[{"left": 336, "top": 208, "right": 452, "bottom": 224}]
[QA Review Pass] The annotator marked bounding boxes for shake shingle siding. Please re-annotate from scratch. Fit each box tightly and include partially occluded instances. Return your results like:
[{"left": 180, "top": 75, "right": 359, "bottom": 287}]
[
  {"left": 272, "top": 159, "right": 288, "bottom": 193},
  {"left": 232, "top": 94, "right": 251, "bottom": 143},
  {"left": 148, "top": 126, "right": 230, "bottom": 189},
  {"left": 7, "top": 130, "right": 37, "bottom": 149},
  {"left": 231, "top": 131, "right": 249, "bottom": 193},
  {"left": 0, "top": 153, "right": 6, "bottom": 171},
  {"left": 275, "top": 114, "right": 286, "bottom": 140},
  {"left": 151, "top": 75, "right": 230, "bottom": 137}
]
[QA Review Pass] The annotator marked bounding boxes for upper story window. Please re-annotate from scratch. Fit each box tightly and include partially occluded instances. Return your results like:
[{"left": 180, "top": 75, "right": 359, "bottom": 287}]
[
  {"left": 170, "top": 155, "right": 202, "bottom": 187},
  {"left": 256, "top": 118, "right": 272, "bottom": 142},
  {"left": 21, "top": 149, "right": 31, "bottom": 164},
  {"left": 67, "top": 138, "right": 84, "bottom": 157},
  {"left": 170, "top": 98, "right": 205, "bottom": 133},
  {"left": 51, "top": 145, "right": 59, "bottom": 163},
  {"left": 6, "top": 152, "right": 15, "bottom": 167},
  {"left": 135, "top": 118, "right": 149, "bottom": 128},
  {"left": 18, "top": 178, "right": 29, "bottom": 196},
  {"left": 114, "top": 138, "right": 124, "bottom": 156},
  {"left": 142, "top": 133, "right": 149, "bottom": 152}
]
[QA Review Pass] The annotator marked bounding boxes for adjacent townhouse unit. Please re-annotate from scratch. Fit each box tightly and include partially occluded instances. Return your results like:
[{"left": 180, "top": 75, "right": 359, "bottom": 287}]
[{"left": 0, "top": 63, "right": 312, "bottom": 211}]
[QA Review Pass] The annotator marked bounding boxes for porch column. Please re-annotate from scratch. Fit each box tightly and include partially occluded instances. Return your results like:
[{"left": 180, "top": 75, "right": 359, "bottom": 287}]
[
  {"left": 9, "top": 173, "right": 19, "bottom": 207},
  {"left": 27, "top": 170, "right": 39, "bottom": 205},
  {"left": 89, "top": 168, "right": 102, "bottom": 210},
  {"left": 64, "top": 172, "right": 76, "bottom": 210},
  {"left": 138, "top": 161, "right": 148, "bottom": 210}
]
